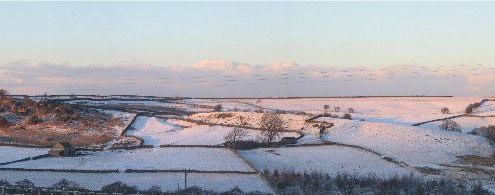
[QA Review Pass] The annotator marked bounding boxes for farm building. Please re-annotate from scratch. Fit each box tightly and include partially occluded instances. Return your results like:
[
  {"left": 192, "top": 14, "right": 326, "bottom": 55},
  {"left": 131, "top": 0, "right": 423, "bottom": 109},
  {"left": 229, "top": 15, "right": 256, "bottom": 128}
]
[{"left": 48, "top": 142, "right": 75, "bottom": 157}]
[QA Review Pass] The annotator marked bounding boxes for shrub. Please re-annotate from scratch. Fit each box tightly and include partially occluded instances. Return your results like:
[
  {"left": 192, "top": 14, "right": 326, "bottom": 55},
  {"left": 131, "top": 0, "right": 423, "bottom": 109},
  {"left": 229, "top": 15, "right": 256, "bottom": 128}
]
[
  {"left": 441, "top": 107, "right": 450, "bottom": 114},
  {"left": 101, "top": 181, "right": 138, "bottom": 194},
  {"left": 439, "top": 120, "right": 461, "bottom": 132},
  {"left": 342, "top": 113, "right": 352, "bottom": 120},
  {"left": 15, "top": 179, "right": 35, "bottom": 188},
  {"left": 213, "top": 104, "right": 223, "bottom": 112},
  {"left": 465, "top": 102, "right": 482, "bottom": 114},
  {"left": 259, "top": 113, "right": 285, "bottom": 142}
]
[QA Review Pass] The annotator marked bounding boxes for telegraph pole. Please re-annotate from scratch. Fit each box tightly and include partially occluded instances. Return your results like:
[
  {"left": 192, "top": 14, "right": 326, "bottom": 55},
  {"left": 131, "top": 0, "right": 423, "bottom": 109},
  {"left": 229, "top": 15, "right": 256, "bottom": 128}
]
[{"left": 184, "top": 169, "right": 188, "bottom": 190}]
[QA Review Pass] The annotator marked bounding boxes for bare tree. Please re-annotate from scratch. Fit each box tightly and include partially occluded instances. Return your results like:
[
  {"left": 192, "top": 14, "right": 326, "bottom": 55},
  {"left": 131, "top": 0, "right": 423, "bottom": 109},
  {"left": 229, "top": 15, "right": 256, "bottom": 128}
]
[
  {"left": 348, "top": 108, "right": 354, "bottom": 113},
  {"left": 224, "top": 128, "right": 248, "bottom": 148},
  {"left": 439, "top": 120, "right": 461, "bottom": 132},
  {"left": 441, "top": 107, "right": 450, "bottom": 114},
  {"left": 259, "top": 113, "right": 285, "bottom": 142},
  {"left": 323, "top": 105, "right": 330, "bottom": 112}
]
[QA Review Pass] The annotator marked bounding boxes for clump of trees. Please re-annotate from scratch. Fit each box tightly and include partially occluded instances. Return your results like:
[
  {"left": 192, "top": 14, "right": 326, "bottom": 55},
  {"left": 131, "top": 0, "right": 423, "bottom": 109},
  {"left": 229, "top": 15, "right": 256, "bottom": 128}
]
[
  {"left": 0, "top": 179, "right": 268, "bottom": 194},
  {"left": 224, "top": 127, "right": 248, "bottom": 148},
  {"left": 465, "top": 102, "right": 482, "bottom": 114},
  {"left": 101, "top": 181, "right": 139, "bottom": 194},
  {"left": 213, "top": 104, "right": 223, "bottom": 112},
  {"left": 15, "top": 179, "right": 35, "bottom": 188},
  {"left": 264, "top": 170, "right": 490, "bottom": 194},
  {"left": 469, "top": 125, "right": 495, "bottom": 144},
  {"left": 259, "top": 113, "right": 285, "bottom": 143},
  {"left": 439, "top": 119, "right": 461, "bottom": 132},
  {"left": 51, "top": 178, "right": 84, "bottom": 191},
  {"left": 441, "top": 107, "right": 450, "bottom": 114}
]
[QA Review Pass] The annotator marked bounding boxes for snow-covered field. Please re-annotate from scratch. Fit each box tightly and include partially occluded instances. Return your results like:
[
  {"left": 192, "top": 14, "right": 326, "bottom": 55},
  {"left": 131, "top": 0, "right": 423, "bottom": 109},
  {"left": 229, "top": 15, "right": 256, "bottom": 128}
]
[
  {"left": 419, "top": 116, "right": 495, "bottom": 133},
  {"left": 0, "top": 146, "right": 49, "bottom": 164},
  {"left": 320, "top": 118, "right": 493, "bottom": 167},
  {"left": 126, "top": 116, "right": 300, "bottom": 146},
  {"left": 0, "top": 171, "right": 273, "bottom": 193},
  {"left": 2, "top": 148, "right": 253, "bottom": 172},
  {"left": 476, "top": 100, "right": 495, "bottom": 116},
  {"left": 239, "top": 145, "right": 411, "bottom": 177},
  {"left": 187, "top": 97, "right": 480, "bottom": 126}
]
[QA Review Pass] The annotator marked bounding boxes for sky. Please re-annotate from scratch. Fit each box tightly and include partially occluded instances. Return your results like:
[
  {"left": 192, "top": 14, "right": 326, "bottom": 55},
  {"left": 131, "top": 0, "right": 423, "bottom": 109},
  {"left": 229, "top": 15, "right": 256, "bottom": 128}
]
[{"left": 0, "top": 2, "right": 494, "bottom": 97}]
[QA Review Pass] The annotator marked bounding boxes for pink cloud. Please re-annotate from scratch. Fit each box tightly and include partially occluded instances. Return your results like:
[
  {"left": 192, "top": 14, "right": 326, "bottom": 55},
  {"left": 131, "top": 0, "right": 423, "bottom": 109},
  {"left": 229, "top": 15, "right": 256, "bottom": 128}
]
[{"left": 192, "top": 60, "right": 253, "bottom": 75}]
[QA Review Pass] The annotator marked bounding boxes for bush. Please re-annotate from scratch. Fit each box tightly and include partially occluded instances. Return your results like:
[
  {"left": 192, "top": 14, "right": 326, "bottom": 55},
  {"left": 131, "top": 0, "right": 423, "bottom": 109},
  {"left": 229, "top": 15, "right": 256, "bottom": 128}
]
[
  {"left": 439, "top": 120, "right": 461, "bottom": 132},
  {"left": 213, "top": 104, "right": 223, "bottom": 112},
  {"left": 342, "top": 113, "right": 352, "bottom": 120},
  {"left": 465, "top": 102, "right": 482, "bottom": 114},
  {"left": 15, "top": 179, "right": 35, "bottom": 188},
  {"left": 441, "top": 107, "right": 450, "bottom": 114},
  {"left": 101, "top": 181, "right": 139, "bottom": 194}
]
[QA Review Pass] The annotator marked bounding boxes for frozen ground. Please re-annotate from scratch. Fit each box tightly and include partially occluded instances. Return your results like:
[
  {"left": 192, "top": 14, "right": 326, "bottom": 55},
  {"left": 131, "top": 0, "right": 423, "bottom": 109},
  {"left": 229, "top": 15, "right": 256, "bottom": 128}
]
[
  {"left": 2, "top": 148, "right": 253, "bottom": 172},
  {"left": 0, "top": 171, "right": 273, "bottom": 193},
  {"left": 239, "top": 145, "right": 411, "bottom": 177},
  {"left": 126, "top": 116, "right": 300, "bottom": 146},
  {"left": 320, "top": 118, "right": 493, "bottom": 167},
  {"left": 0, "top": 146, "right": 49, "bottom": 164}
]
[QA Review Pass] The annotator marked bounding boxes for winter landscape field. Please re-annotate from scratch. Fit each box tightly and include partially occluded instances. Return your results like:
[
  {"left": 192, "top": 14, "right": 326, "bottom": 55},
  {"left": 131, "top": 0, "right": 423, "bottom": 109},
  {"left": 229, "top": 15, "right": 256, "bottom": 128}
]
[
  {"left": 2, "top": 1, "right": 495, "bottom": 194},
  {"left": 1, "top": 95, "right": 494, "bottom": 194}
]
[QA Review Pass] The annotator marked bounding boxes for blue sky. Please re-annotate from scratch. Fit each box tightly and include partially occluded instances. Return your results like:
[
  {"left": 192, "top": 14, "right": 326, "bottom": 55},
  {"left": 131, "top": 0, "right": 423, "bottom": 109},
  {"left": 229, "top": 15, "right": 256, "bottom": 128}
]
[
  {"left": 1, "top": 1, "right": 494, "bottom": 67},
  {"left": 0, "top": 2, "right": 494, "bottom": 96}
]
